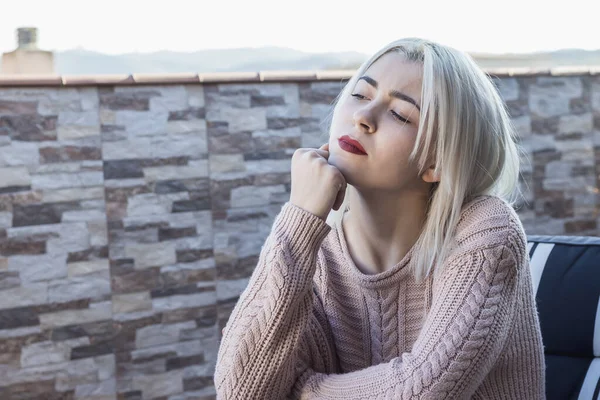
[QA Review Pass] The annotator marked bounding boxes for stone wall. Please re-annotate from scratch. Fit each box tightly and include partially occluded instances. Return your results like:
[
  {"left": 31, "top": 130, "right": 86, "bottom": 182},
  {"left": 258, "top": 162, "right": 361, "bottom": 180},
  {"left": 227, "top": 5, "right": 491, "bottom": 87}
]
[{"left": 0, "top": 72, "right": 598, "bottom": 399}]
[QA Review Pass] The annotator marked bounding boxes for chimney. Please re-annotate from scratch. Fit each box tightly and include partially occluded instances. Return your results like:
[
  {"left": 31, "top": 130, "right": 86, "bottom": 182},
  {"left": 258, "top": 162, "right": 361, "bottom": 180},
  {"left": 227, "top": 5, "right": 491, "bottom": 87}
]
[
  {"left": 17, "top": 27, "right": 39, "bottom": 50},
  {"left": 1, "top": 27, "right": 54, "bottom": 74}
]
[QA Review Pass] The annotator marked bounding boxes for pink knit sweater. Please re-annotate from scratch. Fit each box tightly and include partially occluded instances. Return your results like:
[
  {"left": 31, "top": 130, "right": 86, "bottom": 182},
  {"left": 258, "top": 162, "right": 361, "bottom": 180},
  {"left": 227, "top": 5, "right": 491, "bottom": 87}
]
[{"left": 214, "top": 195, "right": 546, "bottom": 399}]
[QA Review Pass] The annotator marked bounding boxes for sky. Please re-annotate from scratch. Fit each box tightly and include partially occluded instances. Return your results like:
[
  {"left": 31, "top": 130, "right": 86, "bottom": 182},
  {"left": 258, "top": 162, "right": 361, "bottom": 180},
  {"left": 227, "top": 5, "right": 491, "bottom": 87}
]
[{"left": 1, "top": 0, "right": 598, "bottom": 56}]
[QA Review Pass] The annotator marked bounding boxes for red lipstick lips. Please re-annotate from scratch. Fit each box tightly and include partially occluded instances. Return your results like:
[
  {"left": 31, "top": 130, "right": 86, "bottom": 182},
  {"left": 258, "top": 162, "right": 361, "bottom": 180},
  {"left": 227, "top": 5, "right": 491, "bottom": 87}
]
[{"left": 338, "top": 135, "right": 367, "bottom": 155}]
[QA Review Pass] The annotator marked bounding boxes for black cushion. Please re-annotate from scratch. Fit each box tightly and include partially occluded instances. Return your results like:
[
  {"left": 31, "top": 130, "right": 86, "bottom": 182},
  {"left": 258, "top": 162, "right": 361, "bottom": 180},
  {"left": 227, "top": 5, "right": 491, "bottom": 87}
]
[{"left": 528, "top": 235, "right": 600, "bottom": 400}]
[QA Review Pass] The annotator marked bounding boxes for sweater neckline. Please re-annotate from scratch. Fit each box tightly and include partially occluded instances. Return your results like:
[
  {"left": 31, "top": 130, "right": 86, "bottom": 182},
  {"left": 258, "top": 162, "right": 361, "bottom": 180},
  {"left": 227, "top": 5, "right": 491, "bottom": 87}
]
[{"left": 334, "top": 210, "right": 417, "bottom": 287}]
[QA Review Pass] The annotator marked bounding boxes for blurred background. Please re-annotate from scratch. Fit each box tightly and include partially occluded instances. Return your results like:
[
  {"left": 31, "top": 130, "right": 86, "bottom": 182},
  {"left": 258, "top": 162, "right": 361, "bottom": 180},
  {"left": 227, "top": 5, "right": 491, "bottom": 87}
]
[
  {"left": 0, "top": 1, "right": 598, "bottom": 400},
  {"left": 2, "top": 0, "right": 600, "bottom": 75}
]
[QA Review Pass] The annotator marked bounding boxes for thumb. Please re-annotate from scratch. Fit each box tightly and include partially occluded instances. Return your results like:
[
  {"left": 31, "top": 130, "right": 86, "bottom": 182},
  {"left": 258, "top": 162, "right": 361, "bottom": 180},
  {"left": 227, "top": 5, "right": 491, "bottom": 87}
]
[{"left": 319, "top": 143, "right": 329, "bottom": 151}]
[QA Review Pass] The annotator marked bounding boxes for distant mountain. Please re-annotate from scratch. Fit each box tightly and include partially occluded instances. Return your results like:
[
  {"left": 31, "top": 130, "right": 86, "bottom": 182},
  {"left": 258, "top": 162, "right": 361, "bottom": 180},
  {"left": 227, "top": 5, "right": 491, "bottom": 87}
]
[
  {"left": 471, "top": 48, "right": 600, "bottom": 69},
  {"left": 54, "top": 47, "right": 369, "bottom": 75},
  {"left": 53, "top": 47, "right": 600, "bottom": 75}
]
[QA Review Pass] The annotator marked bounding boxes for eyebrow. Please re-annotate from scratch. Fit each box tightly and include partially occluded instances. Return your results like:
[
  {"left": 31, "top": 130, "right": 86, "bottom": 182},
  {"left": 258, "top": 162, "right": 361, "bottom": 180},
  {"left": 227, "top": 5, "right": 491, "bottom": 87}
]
[{"left": 358, "top": 75, "right": 421, "bottom": 111}]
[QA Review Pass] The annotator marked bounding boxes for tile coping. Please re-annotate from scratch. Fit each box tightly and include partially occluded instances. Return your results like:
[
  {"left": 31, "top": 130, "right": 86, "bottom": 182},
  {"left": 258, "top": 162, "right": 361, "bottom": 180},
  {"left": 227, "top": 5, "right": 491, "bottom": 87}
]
[{"left": 0, "top": 67, "right": 599, "bottom": 87}]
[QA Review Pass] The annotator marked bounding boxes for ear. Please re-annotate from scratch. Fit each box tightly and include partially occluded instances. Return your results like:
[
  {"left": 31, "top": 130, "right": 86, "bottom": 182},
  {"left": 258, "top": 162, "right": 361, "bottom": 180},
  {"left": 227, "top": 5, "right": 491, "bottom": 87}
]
[{"left": 421, "top": 165, "right": 440, "bottom": 183}]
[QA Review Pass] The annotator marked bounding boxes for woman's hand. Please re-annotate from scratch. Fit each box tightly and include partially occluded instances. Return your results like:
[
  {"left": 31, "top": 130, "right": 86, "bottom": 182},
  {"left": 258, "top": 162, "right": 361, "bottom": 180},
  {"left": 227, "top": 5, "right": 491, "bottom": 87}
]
[{"left": 289, "top": 143, "right": 347, "bottom": 220}]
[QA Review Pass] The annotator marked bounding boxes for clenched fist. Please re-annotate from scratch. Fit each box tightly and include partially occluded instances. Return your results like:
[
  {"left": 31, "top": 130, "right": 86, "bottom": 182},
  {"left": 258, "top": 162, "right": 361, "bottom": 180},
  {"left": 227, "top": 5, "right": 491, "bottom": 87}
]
[{"left": 289, "top": 143, "right": 347, "bottom": 220}]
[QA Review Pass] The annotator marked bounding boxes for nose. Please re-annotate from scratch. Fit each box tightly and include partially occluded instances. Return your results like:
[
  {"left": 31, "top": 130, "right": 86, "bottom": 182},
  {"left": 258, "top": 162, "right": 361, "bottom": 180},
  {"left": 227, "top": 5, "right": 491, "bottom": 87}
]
[{"left": 353, "top": 105, "right": 376, "bottom": 134}]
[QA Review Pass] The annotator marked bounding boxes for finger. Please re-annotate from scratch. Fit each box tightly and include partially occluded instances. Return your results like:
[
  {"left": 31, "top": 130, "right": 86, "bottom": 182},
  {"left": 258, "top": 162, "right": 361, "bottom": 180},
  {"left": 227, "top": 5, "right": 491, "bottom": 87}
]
[
  {"left": 319, "top": 143, "right": 329, "bottom": 151},
  {"left": 332, "top": 180, "right": 347, "bottom": 211},
  {"left": 311, "top": 149, "right": 329, "bottom": 159}
]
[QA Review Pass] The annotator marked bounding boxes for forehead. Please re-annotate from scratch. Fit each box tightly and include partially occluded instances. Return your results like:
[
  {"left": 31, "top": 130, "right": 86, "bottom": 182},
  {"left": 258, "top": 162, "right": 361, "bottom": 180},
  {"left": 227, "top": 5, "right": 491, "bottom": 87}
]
[{"left": 362, "top": 51, "right": 423, "bottom": 101}]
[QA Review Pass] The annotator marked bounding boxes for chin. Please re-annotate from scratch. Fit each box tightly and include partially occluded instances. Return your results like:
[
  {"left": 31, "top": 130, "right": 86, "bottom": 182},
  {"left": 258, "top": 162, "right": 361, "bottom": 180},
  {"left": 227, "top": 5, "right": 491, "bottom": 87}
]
[{"left": 328, "top": 151, "right": 362, "bottom": 187}]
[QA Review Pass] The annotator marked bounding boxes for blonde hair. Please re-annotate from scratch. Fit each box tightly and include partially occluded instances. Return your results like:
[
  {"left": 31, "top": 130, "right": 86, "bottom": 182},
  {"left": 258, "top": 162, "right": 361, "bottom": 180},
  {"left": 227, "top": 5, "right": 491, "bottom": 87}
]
[{"left": 325, "top": 38, "right": 526, "bottom": 281}]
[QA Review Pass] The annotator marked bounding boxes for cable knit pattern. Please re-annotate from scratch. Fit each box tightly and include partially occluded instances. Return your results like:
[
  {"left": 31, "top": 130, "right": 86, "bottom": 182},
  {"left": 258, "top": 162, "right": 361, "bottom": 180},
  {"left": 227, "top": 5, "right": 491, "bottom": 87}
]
[{"left": 214, "top": 196, "right": 546, "bottom": 399}]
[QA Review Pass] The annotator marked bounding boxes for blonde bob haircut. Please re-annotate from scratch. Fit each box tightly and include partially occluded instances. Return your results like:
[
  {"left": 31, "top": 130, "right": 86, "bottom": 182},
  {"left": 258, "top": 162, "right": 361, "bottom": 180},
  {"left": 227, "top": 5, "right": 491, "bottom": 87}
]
[{"left": 325, "top": 38, "right": 525, "bottom": 281}]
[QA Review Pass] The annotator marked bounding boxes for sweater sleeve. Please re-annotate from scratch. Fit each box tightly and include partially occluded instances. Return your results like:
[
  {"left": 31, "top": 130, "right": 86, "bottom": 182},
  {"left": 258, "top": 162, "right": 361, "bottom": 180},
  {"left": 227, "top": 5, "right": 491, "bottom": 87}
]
[
  {"left": 295, "top": 233, "right": 525, "bottom": 400},
  {"left": 214, "top": 202, "right": 339, "bottom": 400}
]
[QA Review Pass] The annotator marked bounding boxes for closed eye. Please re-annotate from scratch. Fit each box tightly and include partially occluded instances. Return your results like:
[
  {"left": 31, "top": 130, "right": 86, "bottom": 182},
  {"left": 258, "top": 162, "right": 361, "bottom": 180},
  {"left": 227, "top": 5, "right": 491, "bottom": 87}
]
[
  {"left": 391, "top": 110, "right": 410, "bottom": 124},
  {"left": 351, "top": 93, "right": 367, "bottom": 100}
]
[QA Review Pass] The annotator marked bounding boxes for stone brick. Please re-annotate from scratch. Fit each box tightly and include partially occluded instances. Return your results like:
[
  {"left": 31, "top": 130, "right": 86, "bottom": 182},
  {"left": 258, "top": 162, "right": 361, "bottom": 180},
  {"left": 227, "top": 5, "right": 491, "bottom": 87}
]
[
  {"left": 39, "top": 301, "right": 112, "bottom": 328},
  {"left": 150, "top": 283, "right": 208, "bottom": 299},
  {"left": 172, "top": 198, "right": 211, "bottom": 213},
  {"left": 209, "top": 154, "right": 245, "bottom": 176},
  {"left": 230, "top": 184, "right": 286, "bottom": 208},
  {"left": 300, "top": 82, "right": 344, "bottom": 104},
  {"left": 111, "top": 267, "right": 161, "bottom": 295},
  {"left": 0, "top": 167, "right": 31, "bottom": 191},
  {"left": 531, "top": 116, "right": 559, "bottom": 134},
  {"left": 114, "top": 110, "right": 168, "bottom": 136},
  {"left": 216, "top": 254, "right": 258, "bottom": 280},
  {"left": 0, "top": 270, "right": 20, "bottom": 290},
  {"left": 250, "top": 95, "right": 286, "bottom": 107},
  {"left": 112, "top": 292, "right": 152, "bottom": 314},
  {"left": 57, "top": 111, "right": 100, "bottom": 140},
  {"left": 158, "top": 227, "right": 197, "bottom": 242},
  {"left": 206, "top": 91, "right": 250, "bottom": 110},
  {"left": 160, "top": 304, "right": 217, "bottom": 326},
  {"left": 71, "top": 341, "right": 114, "bottom": 360},
  {"left": 217, "top": 278, "right": 250, "bottom": 302},
  {"left": 20, "top": 339, "right": 78, "bottom": 367},
  {"left": 143, "top": 160, "right": 209, "bottom": 182},
  {"left": 0, "top": 114, "right": 58, "bottom": 141},
  {"left": 166, "top": 354, "right": 205, "bottom": 371},
  {"left": 0, "top": 380, "right": 70, "bottom": 400},
  {"left": 0, "top": 305, "right": 39, "bottom": 329},
  {"left": 135, "top": 321, "right": 196, "bottom": 349},
  {"left": 9, "top": 253, "right": 68, "bottom": 283},
  {"left": 183, "top": 376, "right": 213, "bottom": 391},
  {"left": 51, "top": 320, "right": 114, "bottom": 343},
  {"left": 39, "top": 145, "right": 102, "bottom": 163},
  {"left": 74, "top": 377, "right": 116, "bottom": 397},
  {"left": 67, "top": 246, "right": 109, "bottom": 263},
  {"left": 175, "top": 249, "right": 213, "bottom": 263},
  {"left": 68, "top": 259, "right": 110, "bottom": 277},
  {"left": 102, "top": 134, "right": 207, "bottom": 161},
  {"left": 125, "top": 242, "right": 177, "bottom": 270},
  {"left": 146, "top": 86, "right": 188, "bottom": 112},
  {"left": 565, "top": 219, "right": 597, "bottom": 233},
  {"left": 152, "top": 291, "right": 216, "bottom": 312},
  {"left": 206, "top": 120, "right": 229, "bottom": 137},
  {"left": 31, "top": 171, "right": 104, "bottom": 190},
  {"left": 208, "top": 131, "right": 253, "bottom": 154},
  {"left": 105, "top": 184, "right": 152, "bottom": 204},
  {"left": 0, "top": 238, "right": 46, "bottom": 256},
  {"left": 570, "top": 96, "right": 591, "bottom": 114},
  {"left": 0, "top": 100, "right": 38, "bottom": 114},
  {"left": 251, "top": 135, "right": 301, "bottom": 153},
  {"left": 100, "top": 91, "right": 155, "bottom": 111},
  {"left": 266, "top": 117, "right": 305, "bottom": 130},
  {"left": 559, "top": 113, "right": 593, "bottom": 134},
  {"left": 0, "top": 141, "right": 40, "bottom": 168},
  {"left": 494, "top": 78, "right": 519, "bottom": 102},
  {"left": 131, "top": 369, "right": 184, "bottom": 398},
  {"left": 168, "top": 107, "right": 206, "bottom": 121},
  {"left": 505, "top": 98, "right": 529, "bottom": 118},
  {"left": 214, "top": 107, "right": 266, "bottom": 134},
  {"left": 48, "top": 271, "right": 111, "bottom": 303},
  {"left": 0, "top": 283, "right": 48, "bottom": 310}
]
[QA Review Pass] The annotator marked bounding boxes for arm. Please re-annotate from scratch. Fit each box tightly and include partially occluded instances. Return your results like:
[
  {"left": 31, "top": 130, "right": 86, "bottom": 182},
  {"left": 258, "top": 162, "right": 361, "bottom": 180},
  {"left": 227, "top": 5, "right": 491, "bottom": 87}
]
[
  {"left": 295, "top": 235, "right": 524, "bottom": 400},
  {"left": 214, "top": 202, "right": 339, "bottom": 399}
]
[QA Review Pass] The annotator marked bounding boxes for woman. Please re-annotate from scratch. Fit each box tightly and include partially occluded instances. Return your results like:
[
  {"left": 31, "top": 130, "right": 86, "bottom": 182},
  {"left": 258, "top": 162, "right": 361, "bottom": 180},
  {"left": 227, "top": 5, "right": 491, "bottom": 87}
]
[{"left": 214, "top": 38, "right": 546, "bottom": 399}]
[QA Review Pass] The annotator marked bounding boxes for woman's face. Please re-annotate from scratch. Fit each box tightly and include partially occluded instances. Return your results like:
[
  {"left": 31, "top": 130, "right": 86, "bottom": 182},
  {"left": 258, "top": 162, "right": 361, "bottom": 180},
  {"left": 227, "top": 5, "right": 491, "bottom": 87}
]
[{"left": 328, "top": 51, "right": 435, "bottom": 193}]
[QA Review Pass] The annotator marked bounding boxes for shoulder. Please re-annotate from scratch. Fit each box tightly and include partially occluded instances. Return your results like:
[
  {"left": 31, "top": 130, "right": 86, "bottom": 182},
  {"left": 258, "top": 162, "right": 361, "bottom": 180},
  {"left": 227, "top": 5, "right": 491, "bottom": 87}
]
[{"left": 452, "top": 195, "right": 527, "bottom": 260}]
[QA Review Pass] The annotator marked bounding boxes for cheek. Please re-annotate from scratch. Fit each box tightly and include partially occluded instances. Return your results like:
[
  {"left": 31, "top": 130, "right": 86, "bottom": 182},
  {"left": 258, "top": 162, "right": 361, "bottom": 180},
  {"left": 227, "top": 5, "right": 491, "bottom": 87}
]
[{"left": 376, "top": 131, "right": 419, "bottom": 170}]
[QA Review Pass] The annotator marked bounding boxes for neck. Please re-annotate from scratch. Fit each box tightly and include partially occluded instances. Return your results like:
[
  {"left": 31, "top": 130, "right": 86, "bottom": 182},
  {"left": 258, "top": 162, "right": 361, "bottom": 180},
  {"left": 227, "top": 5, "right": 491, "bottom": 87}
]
[{"left": 343, "top": 186, "right": 430, "bottom": 274}]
